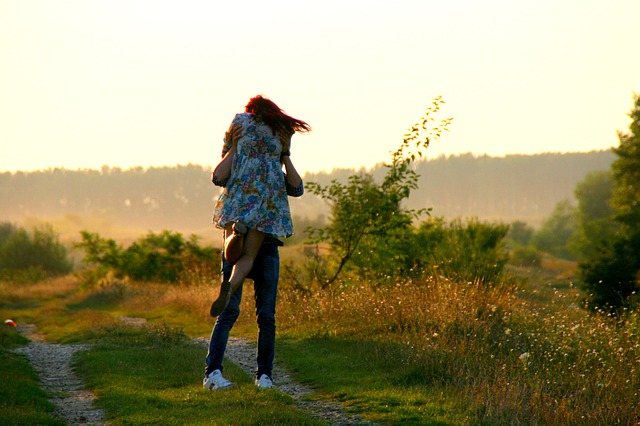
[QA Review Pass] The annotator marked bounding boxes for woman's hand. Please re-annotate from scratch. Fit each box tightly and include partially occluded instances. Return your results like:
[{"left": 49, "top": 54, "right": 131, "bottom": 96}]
[{"left": 225, "top": 124, "right": 242, "bottom": 152}]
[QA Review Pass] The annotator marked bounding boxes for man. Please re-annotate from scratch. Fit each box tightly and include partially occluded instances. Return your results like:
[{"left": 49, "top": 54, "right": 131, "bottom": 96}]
[{"left": 203, "top": 154, "right": 303, "bottom": 390}]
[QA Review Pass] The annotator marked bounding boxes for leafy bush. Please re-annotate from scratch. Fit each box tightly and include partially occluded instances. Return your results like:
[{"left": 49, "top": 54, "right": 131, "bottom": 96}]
[
  {"left": 75, "top": 230, "right": 219, "bottom": 285},
  {"left": 579, "top": 237, "right": 638, "bottom": 311},
  {"left": 509, "top": 244, "right": 542, "bottom": 266},
  {"left": 414, "top": 218, "right": 509, "bottom": 284},
  {"left": 0, "top": 222, "right": 72, "bottom": 280},
  {"left": 290, "top": 217, "right": 510, "bottom": 289},
  {"left": 506, "top": 220, "right": 534, "bottom": 247}
]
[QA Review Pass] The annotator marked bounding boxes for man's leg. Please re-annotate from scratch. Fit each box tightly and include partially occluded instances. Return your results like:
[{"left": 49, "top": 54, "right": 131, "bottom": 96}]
[
  {"left": 251, "top": 244, "right": 279, "bottom": 382},
  {"left": 205, "top": 257, "right": 242, "bottom": 378}
]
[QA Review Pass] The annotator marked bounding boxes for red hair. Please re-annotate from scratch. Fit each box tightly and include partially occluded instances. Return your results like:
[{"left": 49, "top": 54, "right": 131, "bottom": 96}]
[{"left": 245, "top": 95, "right": 311, "bottom": 136}]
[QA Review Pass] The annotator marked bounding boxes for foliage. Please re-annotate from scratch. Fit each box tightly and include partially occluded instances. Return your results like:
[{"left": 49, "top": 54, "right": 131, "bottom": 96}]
[
  {"left": 414, "top": 218, "right": 510, "bottom": 284},
  {"left": 306, "top": 97, "right": 452, "bottom": 285},
  {"left": 0, "top": 222, "right": 72, "bottom": 281},
  {"left": 506, "top": 220, "right": 534, "bottom": 246},
  {"left": 579, "top": 237, "right": 638, "bottom": 310},
  {"left": 570, "top": 171, "right": 616, "bottom": 260},
  {"left": 531, "top": 199, "right": 578, "bottom": 260},
  {"left": 509, "top": 244, "right": 542, "bottom": 266},
  {"left": 580, "top": 94, "right": 640, "bottom": 311},
  {"left": 75, "top": 230, "right": 219, "bottom": 285}
]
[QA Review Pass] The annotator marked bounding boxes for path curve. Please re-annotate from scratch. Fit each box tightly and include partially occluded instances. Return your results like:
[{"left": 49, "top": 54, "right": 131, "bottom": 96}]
[{"left": 11, "top": 324, "right": 105, "bottom": 426}]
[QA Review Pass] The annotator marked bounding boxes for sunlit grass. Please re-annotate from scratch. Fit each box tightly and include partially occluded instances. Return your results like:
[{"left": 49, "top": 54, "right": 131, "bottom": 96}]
[
  {"left": 276, "top": 273, "right": 640, "bottom": 424},
  {"left": 3, "top": 253, "right": 639, "bottom": 424}
]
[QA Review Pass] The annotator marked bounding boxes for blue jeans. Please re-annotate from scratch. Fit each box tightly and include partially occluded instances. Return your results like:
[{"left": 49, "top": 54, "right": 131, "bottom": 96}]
[{"left": 205, "top": 243, "right": 279, "bottom": 379}]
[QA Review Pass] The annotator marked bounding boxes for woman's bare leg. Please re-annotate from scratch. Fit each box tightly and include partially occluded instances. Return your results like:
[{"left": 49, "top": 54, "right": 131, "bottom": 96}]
[
  {"left": 210, "top": 228, "right": 265, "bottom": 317},
  {"left": 227, "top": 228, "right": 265, "bottom": 292},
  {"left": 223, "top": 221, "right": 246, "bottom": 264}
]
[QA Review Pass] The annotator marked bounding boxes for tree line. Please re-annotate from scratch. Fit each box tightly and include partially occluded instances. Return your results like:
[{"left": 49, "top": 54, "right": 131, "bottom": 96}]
[{"left": 0, "top": 151, "right": 614, "bottom": 232}]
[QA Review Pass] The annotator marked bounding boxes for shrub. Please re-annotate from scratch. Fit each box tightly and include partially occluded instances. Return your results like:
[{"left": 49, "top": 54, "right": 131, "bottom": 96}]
[
  {"left": 506, "top": 220, "right": 534, "bottom": 247},
  {"left": 414, "top": 218, "right": 510, "bottom": 285},
  {"left": 75, "top": 230, "right": 219, "bottom": 285},
  {"left": 509, "top": 245, "right": 542, "bottom": 266},
  {"left": 0, "top": 222, "right": 72, "bottom": 280}
]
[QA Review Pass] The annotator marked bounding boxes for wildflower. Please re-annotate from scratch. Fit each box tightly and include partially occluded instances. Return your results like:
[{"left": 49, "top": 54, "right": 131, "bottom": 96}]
[{"left": 505, "top": 328, "right": 512, "bottom": 335}]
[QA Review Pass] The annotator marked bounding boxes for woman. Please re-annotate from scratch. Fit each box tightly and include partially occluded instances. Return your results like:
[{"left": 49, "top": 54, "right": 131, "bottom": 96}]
[{"left": 210, "top": 95, "right": 311, "bottom": 317}]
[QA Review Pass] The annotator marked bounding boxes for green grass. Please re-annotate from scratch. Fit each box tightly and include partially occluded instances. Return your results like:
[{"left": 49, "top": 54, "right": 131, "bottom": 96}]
[
  {"left": 277, "top": 336, "right": 467, "bottom": 425},
  {"left": 74, "top": 324, "right": 322, "bottom": 425},
  {"left": 2, "top": 254, "right": 639, "bottom": 425},
  {"left": 0, "top": 327, "right": 65, "bottom": 426}
]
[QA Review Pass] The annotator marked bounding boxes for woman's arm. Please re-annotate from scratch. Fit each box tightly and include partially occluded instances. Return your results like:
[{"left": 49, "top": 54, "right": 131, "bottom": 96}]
[
  {"left": 212, "top": 123, "right": 241, "bottom": 183},
  {"left": 282, "top": 155, "right": 302, "bottom": 188},
  {"left": 281, "top": 153, "right": 304, "bottom": 197},
  {"left": 212, "top": 148, "right": 235, "bottom": 183}
]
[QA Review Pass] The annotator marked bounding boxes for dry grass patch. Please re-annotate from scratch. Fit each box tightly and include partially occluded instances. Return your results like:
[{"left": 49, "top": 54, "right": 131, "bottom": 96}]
[{"left": 277, "top": 275, "right": 640, "bottom": 424}]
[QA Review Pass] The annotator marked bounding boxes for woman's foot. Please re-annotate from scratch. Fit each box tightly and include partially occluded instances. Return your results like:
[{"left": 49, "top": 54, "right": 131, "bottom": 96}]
[{"left": 210, "top": 281, "right": 232, "bottom": 317}]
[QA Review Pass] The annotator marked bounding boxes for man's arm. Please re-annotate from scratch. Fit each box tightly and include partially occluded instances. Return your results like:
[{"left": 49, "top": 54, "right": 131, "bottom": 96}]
[{"left": 212, "top": 173, "right": 303, "bottom": 197}]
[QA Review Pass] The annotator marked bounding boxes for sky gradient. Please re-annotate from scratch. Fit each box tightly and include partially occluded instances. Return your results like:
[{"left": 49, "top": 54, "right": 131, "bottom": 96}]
[{"left": 1, "top": 0, "right": 639, "bottom": 175}]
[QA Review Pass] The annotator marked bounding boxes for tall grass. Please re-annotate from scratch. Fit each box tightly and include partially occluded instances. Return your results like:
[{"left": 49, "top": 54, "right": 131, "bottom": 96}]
[
  {"left": 3, "top": 245, "right": 638, "bottom": 424},
  {"left": 277, "top": 274, "right": 640, "bottom": 424}
]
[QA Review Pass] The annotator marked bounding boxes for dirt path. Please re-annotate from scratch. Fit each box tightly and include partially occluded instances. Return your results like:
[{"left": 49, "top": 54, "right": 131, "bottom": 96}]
[
  {"left": 11, "top": 324, "right": 105, "bottom": 426},
  {"left": 194, "top": 336, "right": 376, "bottom": 426},
  {"left": 13, "top": 318, "right": 375, "bottom": 426}
]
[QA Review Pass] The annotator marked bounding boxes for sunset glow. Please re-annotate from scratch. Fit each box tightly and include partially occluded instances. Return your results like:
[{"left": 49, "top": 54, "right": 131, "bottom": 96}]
[{"left": 1, "top": 0, "right": 639, "bottom": 175}]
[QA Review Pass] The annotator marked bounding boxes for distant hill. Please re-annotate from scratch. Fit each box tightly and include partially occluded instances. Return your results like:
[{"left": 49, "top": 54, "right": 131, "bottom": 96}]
[
  {"left": 0, "top": 151, "right": 615, "bottom": 238},
  {"left": 295, "top": 150, "right": 614, "bottom": 226}
]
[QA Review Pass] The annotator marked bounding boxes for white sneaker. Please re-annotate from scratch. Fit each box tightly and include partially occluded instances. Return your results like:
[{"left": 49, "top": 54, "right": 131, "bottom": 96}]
[
  {"left": 255, "top": 374, "right": 273, "bottom": 389},
  {"left": 203, "top": 369, "right": 234, "bottom": 391}
]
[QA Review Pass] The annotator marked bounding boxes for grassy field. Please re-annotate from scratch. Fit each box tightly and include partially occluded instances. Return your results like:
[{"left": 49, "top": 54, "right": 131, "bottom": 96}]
[{"left": 1, "top": 251, "right": 639, "bottom": 425}]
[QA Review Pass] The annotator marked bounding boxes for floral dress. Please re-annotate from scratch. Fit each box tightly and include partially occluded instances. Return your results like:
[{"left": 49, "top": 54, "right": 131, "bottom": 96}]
[{"left": 212, "top": 113, "right": 294, "bottom": 237}]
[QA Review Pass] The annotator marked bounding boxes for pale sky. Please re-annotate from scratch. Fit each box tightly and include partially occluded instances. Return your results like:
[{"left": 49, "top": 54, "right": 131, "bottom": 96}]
[{"left": 1, "top": 0, "right": 639, "bottom": 175}]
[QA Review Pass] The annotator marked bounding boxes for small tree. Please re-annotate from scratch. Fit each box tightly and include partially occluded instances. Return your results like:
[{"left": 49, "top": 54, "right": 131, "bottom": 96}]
[
  {"left": 306, "top": 97, "right": 452, "bottom": 286},
  {"left": 570, "top": 171, "right": 616, "bottom": 260},
  {"left": 531, "top": 199, "right": 578, "bottom": 260},
  {"left": 507, "top": 221, "right": 535, "bottom": 246}
]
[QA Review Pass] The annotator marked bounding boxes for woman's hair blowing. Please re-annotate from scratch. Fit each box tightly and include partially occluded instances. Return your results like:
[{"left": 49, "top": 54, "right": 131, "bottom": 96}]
[{"left": 245, "top": 95, "right": 311, "bottom": 136}]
